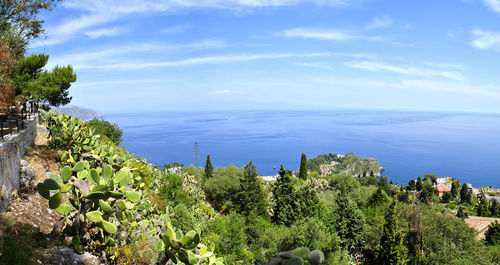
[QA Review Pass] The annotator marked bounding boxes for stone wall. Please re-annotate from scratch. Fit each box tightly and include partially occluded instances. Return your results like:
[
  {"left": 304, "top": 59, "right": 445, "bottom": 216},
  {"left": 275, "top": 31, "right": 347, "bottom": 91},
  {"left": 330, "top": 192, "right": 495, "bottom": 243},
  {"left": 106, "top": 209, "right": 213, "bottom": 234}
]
[{"left": 0, "top": 116, "right": 38, "bottom": 212}]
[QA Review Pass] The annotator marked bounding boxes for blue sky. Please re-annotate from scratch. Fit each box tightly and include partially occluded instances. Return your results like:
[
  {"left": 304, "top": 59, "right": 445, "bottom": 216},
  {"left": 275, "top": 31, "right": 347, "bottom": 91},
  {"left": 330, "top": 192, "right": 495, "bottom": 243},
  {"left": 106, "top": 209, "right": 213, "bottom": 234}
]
[{"left": 30, "top": 0, "right": 500, "bottom": 113}]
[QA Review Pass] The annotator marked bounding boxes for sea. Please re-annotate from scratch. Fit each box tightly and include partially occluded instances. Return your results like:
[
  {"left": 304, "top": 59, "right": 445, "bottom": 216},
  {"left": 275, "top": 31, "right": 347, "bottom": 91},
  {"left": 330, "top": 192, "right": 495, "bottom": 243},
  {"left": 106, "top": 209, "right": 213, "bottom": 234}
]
[{"left": 102, "top": 110, "right": 500, "bottom": 188}]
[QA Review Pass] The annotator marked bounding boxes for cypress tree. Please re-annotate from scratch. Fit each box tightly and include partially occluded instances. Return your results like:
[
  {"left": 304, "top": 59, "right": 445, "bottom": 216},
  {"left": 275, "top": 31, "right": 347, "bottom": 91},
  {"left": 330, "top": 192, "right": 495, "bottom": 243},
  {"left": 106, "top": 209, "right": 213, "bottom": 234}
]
[
  {"left": 407, "top": 207, "right": 425, "bottom": 265},
  {"left": 379, "top": 202, "right": 408, "bottom": 265},
  {"left": 460, "top": 183, "right": 471, "bottom": 204},
  {"left": 451, "top": 180, "right": 460, "bottom": 200},
  {"left": 370, "top": 170, "right": 375, "bottom": 177},
  {"left": 478, "top": 195, "right": 489, "bottom": 217},
  {"left": 235, "top": 161, "right": 267, "bottom": 217},
  {"left": 416, "top": 176, "right": 423, "bottom": 191},
  {"left": 272, "top": 165, "right": 298, "bottom": 226},
  {"left": 204, "top": 154, "right": 213, "bottom": 179},
  {"left": 490, "top": 199, "right": 500, "bottom": 217},
  {"left": 299, "top": 153, "right": 308, "bottom": 180}
]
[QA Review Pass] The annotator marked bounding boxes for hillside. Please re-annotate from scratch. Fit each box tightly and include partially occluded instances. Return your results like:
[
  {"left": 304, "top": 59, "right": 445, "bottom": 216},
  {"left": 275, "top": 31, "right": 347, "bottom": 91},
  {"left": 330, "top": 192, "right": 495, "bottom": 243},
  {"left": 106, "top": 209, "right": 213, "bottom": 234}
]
[{"left": 308, "top": 153, "right": 381, "bottom": 177}]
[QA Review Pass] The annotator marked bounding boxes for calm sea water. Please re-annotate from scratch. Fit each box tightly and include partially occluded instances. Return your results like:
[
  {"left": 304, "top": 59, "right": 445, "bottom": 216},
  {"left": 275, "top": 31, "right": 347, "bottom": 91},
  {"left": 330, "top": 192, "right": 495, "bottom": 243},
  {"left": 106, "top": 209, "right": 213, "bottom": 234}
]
[{"left": 103, "top": 110, "right": 500, "bottom": 188}]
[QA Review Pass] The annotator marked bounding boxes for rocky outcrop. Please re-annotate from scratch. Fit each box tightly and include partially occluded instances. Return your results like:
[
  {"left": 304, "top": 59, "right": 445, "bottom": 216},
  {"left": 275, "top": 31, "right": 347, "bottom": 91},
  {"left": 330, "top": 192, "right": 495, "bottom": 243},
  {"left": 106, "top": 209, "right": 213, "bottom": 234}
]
[{"left": 19, "top": 159, "right": 35, "bottom": 192}]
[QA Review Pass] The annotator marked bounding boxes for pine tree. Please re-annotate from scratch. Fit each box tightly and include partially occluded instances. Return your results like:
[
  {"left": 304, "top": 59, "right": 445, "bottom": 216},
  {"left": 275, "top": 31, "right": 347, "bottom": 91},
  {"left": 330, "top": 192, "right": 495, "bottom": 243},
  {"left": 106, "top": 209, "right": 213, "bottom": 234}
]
[
  {"left": 204, "top": 154, "right": 213, "bottom": 179},
  {"left": 299, "top": 153, "right": 308, "bottom": 180},
  {"left": 379, "top": 202, "right": 408, "bottom": 265},
  {"left": 235, "top": 161, "right": 267, "bottom": 217},
  {"left": 460, "top": 183, "right": 471, "bottom": 204},
  {"left": 416, "top": 176, "right": 423, "bottom": 191},
  {"left": 296, "top": 186, "right": 322, "bottom": 219},
  {"left": 272, "top": 165, "right": 298, "bottom": 225},
  {"left": 332, "top": 196, "right": 366, "bottom": 253},
  {"left": 369, "top": 187, "right": 390, "bottom": 206}
]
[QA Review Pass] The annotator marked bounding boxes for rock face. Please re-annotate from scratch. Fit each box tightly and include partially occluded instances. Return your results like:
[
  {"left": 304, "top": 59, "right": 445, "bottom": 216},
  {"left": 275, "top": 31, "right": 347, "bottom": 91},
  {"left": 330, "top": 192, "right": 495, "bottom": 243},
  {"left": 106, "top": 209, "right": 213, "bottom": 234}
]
[{"left": 19, "top": 159, "right": 35, "bottom": 192}]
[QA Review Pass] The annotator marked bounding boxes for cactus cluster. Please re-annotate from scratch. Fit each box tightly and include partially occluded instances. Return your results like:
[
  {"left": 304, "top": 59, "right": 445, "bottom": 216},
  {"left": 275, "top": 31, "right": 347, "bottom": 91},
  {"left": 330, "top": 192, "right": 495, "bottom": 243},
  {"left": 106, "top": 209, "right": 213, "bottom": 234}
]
[{"left": 39, "top": 111, "right": 224, "bottom": 264}]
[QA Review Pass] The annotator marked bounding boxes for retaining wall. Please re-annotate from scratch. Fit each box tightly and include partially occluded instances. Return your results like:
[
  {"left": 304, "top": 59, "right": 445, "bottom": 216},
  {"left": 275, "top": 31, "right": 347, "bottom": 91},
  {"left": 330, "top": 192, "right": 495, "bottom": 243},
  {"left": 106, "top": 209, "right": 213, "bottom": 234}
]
[{"left": 0, "top": 116, "right": 38, "bottom": 212}]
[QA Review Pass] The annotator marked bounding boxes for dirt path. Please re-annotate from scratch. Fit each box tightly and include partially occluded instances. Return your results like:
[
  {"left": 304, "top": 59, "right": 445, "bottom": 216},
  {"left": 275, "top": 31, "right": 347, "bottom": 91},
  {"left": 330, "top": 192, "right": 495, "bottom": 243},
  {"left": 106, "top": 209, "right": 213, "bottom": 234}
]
[{"left": 464, "top": 216, "right": 500, "bottom": 240}]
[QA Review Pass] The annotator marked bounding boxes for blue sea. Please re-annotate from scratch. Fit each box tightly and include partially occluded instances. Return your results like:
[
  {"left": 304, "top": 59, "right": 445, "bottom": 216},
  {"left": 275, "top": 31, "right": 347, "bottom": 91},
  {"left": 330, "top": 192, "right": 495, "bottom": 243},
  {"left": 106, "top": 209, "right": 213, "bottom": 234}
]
[{"left": 103, "top": 110, "right": 500, "bottom": 188}]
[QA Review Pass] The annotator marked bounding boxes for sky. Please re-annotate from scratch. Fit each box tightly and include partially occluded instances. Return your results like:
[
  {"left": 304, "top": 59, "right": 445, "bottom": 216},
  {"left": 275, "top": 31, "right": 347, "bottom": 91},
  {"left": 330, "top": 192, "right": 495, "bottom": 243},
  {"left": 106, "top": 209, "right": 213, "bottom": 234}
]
[{"left": 29, "top": 0, "right": 500, "bottom": 113}]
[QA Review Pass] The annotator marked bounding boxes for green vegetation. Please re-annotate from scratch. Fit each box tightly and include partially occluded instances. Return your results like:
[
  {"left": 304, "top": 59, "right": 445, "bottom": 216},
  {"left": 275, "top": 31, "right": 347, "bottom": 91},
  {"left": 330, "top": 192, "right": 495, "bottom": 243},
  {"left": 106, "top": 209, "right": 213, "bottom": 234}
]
[
  {"left": 87, "top": 118, "right": 123, "bottom": 145},
  {"left": 307, "top": 153, "right": 380, "bottom": 177},
  {"left": 25, "top": 111, "right": 500, "bottom": 264},
  {"left": 299, "top": 153, "right": 308, "bottom": 180}
]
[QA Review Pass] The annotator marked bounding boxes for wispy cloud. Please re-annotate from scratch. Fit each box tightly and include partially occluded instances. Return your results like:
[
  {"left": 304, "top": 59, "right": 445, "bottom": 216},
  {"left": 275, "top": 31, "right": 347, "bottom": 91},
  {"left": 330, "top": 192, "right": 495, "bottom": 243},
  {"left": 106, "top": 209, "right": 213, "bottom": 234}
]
[
  {"left": 483, "top": 0, "right": 500, "bottom": 14},
  {"left": 294, "top": 62, "right": 334, "bottom": 70},
  {"left": 83, "top": 27, "right": 126, "bottom": 39},
  {"left": 423, "top": 62, "right": 466, "bottom": 70},
  {"left": 55, "top": 50, "right": 331, "bottom": 70},
  {"left": 33, "top": 0, "right": 352, "bottom": 47},
  {"left": 471, "top": 29, "right": 500, "bottom": 50},
  {"left": 47, "top": 40, "right": 229, "bottom": 69},
  {"left": 344, "top": 61, "right": 465, "bottom": 81},
  {"left": 364, "top": 16, "right": 393, "bottom": 30},
  {"left": 314, "top": 78, "right": 500, "bottom": 98},
  {"left": 210, "top": 89, "right": 245, "bottom": 95},
  {"left": 280, "top": 27, "right": 385, "bottom": 41},
  {"left": 162, "top": 24, "right": 191, "bottom": 34}
]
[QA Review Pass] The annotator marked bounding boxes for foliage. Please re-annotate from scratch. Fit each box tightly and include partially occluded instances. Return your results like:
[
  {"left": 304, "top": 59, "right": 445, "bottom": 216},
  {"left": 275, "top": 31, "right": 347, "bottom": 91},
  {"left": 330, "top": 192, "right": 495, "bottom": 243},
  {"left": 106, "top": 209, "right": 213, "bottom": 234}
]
[
  {"left": 234, "top": 161, "right": 268, "bottom": 217},
  {"left": 416, "top": 177, "right": 423, "bottom": 192},
  {"left": 86, "top": 118, "right": 122, "bottom": 145},
  {"left": 478, "top": 195, "right": 490, "bottom": 217},
  {"left": 330, "top": 195, "right": 365, "bottom": 254},
  {"left": 379, "top": 202, "right": 408, "bottom": 265},
  {"left": 440, "top": 191, "right": 453, "bottom": 203},
  {"left": 272, "top": 165, "right": 297, "bottom": 226},
  {"left": 490, "top": 199, "right": 500, "bottom": 217},
  {"left": 204, "top": 165, "right": 242, "bottom": 211},
  {"left": 14, "top": 53, "right": 76, "bottom": 106},
  {"left": 418, "top": 183, "right": 435, "bottom": 204},
  {"left": 204, "top": 154, "right": 213, "bottom": 179},
  {"left": 308, "top": 152, "right": 380, "bottom": 177},
  {"left": 460, "top": 183, "right": 472, "bottom": 204},
  {"left": 485, "top": 221, "right": 500, "bottom": 246},
  {"left": 368, "top": 187, "right": 390, "bottom": 207},
  {"left": 39, "top": 111, "right": 224, "bottom": 264},
  {"left": 407, "top": 179, "right": 416, "bottom": 191},
  {"left": 451, "top": 180, "right": 460, "bottom": 199},
  {"left": 299, "top": 153, "right": 308, "bottom": 180}
]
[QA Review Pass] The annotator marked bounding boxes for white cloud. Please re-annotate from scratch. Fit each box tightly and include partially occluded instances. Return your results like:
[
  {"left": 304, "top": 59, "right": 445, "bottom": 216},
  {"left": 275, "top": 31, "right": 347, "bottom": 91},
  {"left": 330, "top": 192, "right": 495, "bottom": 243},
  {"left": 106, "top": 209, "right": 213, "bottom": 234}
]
[
  {"left": 314, "top": 78, "right": 500, "bottom": 98},
  {"left": 343, "top": 61, "right": 465, "bottom": 81},
  {"left": 34, "top": 0, "right": 352, "bottom": 47},
  {"left": 46, "top": 40, "right": 229, "bottom": 69},
  {"left": 53, "top": 49, "right": 331, "bottom": 70},
  {"left": 210, "top": 89, "right": 245, "bottom": 95},
  {"left": 364, "top": 16, "right": 393, "bottom": 30},
  {"left": 281, "top": 27, "right": 384, "bottom": 41},
  {"left": 162, "top": 25, "right": 191, "bottom": 34},
  {"left": 294, "top": 62, "right": 333, "bottom": 70},
  {"left": 423, "top": 62, "right": 466, "bottom": 70},
  {"left": 484, "top": 0, "right": 500, "bottom": 14},
  {"left": 83, "top": 27, "right": 126, "bottom": 39},
  {"left": 471, "top": 29, "right": 500, "bottom": 50}
]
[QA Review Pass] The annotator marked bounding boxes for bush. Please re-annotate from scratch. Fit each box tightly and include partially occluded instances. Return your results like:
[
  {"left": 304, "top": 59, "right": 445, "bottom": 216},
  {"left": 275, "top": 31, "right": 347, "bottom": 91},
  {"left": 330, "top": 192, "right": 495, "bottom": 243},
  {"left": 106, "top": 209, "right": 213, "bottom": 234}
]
[
  {"left": 87, "top": 118, "right": 122, "bottom": 145},
  {"left": 485, "top": 221, "right": 500, "bottom": 246}
]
